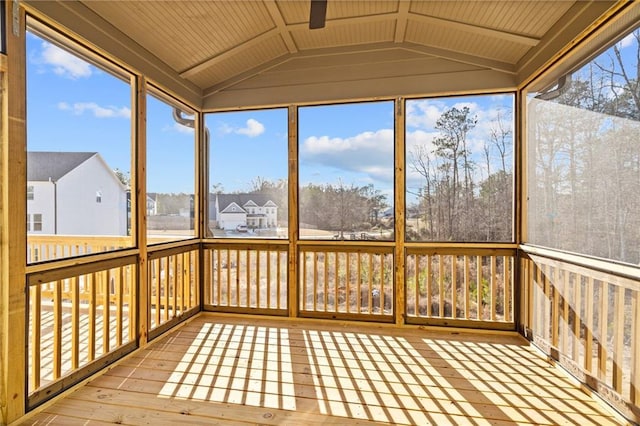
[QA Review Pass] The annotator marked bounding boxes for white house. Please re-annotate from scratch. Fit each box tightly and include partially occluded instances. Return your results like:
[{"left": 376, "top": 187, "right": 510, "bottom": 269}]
[
  {"left": 210, "top": 193, "right": 278, "bottom": 231},
  {"left": 27, "top": 151, "right": 128, "bottom": 235}
]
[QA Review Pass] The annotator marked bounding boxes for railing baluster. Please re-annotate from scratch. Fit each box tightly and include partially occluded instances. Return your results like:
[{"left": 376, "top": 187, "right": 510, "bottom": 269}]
[
  {"left": 30, "top": 286, "right": 41, "bottom": 391},
  {"left": 102, "top": 270, "right": 110, "bottom": 354},
  {"left": 116, "top": 268, "right": 123, "bottom": 348},
  {"left": 561, "top": 269, "right": 569, "bottom": 355},
  {"left": 584, "top": 276, "right": 593, "bottom": 374},
  {"left": 72, "top": 276, "right": 80, "bottom": 368},
  {"left": 88, "top": 273, "right": 96, "bottom": 362},
  {"left": 490, "top": 255, "right": 497, "bottom": 321},
  {"left": 357, "top": 252, "right": 362, "bottom": 314},
  {"left": 612, "top": 284, "right": 625, "bottom": 393},
  {"left": 451, "top": 255, "right": 457, "bottom": 318},
  {"left": 598, "top": 280, "right": 609, "bottom": 382},
  {"left": 503, "top": 256, "right": 510, "bottom": 321},
  {"left": 464, "top": 256, "right": 470, "bottom": 319},
  {"left": 172, "top": 255, "right": 178, "bottom": 317},
  {"left": 573, "top": 272, "right": 581, "bottom": 363},
  {"left": 438, "top": 255, "right": 444, "bottom": 317},
  {"left": 334, "top": 252, "right": 339, "bottom": 312},
  {"left": 552, "top": 265, "right": 559, "bottom": 349},
  {"left": 368, "top": 254, "right": 374, "bottom": 315},
  {"left": 476, "top": 255, "right": 482, "bottom": 320}
]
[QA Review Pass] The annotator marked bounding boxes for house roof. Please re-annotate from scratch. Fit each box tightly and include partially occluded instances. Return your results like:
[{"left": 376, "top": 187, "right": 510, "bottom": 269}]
[
  {"left": 217, "top": 193, "right": 278, "bottom": 210},
  {"left": 27, "top": 151, "right": 97, "bottom": 182},
  {"left": 209, "top": 193, "right": 277, "bottom": 220}
]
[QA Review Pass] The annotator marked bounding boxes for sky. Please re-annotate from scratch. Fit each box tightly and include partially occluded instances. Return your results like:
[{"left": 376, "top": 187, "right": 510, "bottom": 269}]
[{"left": 26, "top": 26, "right": 639, "bottom": 206}]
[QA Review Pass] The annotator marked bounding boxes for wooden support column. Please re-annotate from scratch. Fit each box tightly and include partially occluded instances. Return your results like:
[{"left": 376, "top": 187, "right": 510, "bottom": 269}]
[
  {"left": 394, "top": 98, "right": 406, "bottom": 325},
  {"left": 1, "top": 1, "right": 26, "bottom": 422},
  {"left": 133, "top": 76, "right": 148, "bottom": 347},
  {"left": 287, "top": 105, "right": 298, "bottom": 318},
  {"left": 514, "top": 88, "right": 526, "bottom": 333},
  {"left": 196, "top": 110, "right": 205, "bottom": 309}
]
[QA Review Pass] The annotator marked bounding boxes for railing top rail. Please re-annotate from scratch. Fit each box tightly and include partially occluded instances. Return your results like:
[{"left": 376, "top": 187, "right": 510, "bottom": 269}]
[{"left": 521, "top": 244, "right": 640, "bottom": 284}]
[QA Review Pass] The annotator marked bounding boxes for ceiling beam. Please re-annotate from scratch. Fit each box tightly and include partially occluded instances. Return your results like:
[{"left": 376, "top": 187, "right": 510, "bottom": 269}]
[
  {"left": 410, "top": 13, "right": 540, "bottom": 47},
  {"left": 203, "top": 40, "right": 516, "bottom": 98},
  {"left": 204, "top": 42, "right": 407, "bottom": 97},
  {"left": 394, "top": 1, "right": 411, "bottom": 43},
  {"left": 402, "top": 42, "right": 516, "bottom": 74},
  {"left": 180, "top": 28, "right": 280, "bottom": 78},
  {"left": 264, "top": 0, "right": 298, "bottom": 53}
]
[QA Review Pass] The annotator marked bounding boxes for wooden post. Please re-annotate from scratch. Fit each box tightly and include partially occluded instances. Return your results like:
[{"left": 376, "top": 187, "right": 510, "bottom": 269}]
[
  {"left": 1, "top": 1, "right": 27, "bottom": 422},
  {"left": 287, "top": 105, "right": 298, "bottom": 317},
  {"left": 134, "top": 76, "right": 148, "bottom": 347},
  {"left": 394, "top": 97, "right": 406, "bottom": 325}
]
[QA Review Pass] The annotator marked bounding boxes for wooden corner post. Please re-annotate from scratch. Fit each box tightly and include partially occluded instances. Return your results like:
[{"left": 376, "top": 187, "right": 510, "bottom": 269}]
[
  {"left": 287, "top": 105, "right": 298, "bottom": 318},
  {"left": 1, "top": 0, "right": 27, "bottom": 422},
  {"left": 394, "top": 97, "right": 406, "bottom": 325}
]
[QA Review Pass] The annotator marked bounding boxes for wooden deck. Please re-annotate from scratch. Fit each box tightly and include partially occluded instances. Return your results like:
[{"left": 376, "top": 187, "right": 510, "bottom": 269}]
[{"left": 20, "top": 314, "right": 623, "bottom": 426}]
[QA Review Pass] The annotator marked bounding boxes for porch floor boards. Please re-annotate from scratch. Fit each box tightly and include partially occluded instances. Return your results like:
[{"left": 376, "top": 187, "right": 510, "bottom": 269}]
[{"left": 21, "top": 314, "right": 622, "bottom": 425}]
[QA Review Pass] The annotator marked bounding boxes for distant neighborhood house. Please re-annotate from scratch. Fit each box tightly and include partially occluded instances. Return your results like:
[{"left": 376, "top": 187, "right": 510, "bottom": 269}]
[
  {"left": 209, "top": 193, "right": 278, "bottom": 230},
  {"left": 27, "top": 151, "right": 128, "bottom": 235}
]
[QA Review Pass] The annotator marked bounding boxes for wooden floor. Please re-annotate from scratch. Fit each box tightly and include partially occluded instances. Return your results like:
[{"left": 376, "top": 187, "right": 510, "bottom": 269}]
[{"left": 20, "top": 314, "right": 623, "bottom": 426}]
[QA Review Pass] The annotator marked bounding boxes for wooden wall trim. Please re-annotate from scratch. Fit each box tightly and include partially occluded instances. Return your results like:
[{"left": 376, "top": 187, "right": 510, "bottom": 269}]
[{"left": 0, "top": 1, "right": 26, "bottom": 422}]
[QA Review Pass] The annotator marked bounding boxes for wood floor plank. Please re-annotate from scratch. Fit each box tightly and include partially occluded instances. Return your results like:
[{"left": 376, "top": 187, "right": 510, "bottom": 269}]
[{"left": 21, "top": 314, "right": 623, "bottom": 426}]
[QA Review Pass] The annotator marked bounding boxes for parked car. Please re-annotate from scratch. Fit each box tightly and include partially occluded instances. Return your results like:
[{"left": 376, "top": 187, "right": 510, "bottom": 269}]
[{"left": 236, "top": 224, "right": 248, "bottom": 232}]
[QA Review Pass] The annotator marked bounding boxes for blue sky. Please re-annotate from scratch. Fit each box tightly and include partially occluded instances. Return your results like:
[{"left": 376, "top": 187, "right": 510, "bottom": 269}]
[{"left": 26, "top": 27, "right": 638, "bottom": 204}]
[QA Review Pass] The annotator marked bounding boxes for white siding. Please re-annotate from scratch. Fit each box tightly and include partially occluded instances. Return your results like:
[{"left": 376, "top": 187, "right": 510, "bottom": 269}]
[
  {"left": 27, "top": 181, "right": 55, "bottom": 234},
  {"left": 56, "top": 155, "right": 127, "bottom": 235}
]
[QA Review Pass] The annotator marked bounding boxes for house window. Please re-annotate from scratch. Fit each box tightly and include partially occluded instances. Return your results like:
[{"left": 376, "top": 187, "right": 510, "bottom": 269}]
[
  {"left": 96, "top": 191, "right": 102, "bottom": 203},
  {"left": 27, "top": 185, "right": 34, "bottom": 200},
  {"left": 33, "top": 213, "right": 42, "bottom": 231},
  {"left": 26, "top": 214, "right": 31, "bottom": 232}
]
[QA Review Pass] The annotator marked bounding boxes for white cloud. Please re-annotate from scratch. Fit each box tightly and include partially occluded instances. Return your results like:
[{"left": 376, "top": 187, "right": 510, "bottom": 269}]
[
  {"left": 39, "top": 41, "right": 92, "bottom": 79},
  {"left": 217, "top": 118, "right": 265, "bottom": 138},
  {"left": 300, "top": 129, "right": 394, "bottom": 182},
  {"left": 58, "top": 102, "right": 130, "bottom": 118},
  {"left": 236, "top": 118, "right": 265, "bottom": 137}
]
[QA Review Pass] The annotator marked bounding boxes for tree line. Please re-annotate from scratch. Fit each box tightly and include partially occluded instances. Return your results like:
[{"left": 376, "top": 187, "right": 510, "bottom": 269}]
[
  {"left": 528, "top": 29, "right": 640, "bottom": 264},
  {"left": 408, "top": 105, "right": 513, "bottom": 242}
]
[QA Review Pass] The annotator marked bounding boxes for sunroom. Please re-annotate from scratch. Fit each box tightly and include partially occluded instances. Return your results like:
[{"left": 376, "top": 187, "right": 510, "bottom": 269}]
[{"left": 1, "top": 1, "right": 639, "bottom": 425}]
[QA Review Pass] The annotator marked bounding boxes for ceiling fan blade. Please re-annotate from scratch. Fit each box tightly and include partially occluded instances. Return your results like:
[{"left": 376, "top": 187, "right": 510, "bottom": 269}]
[{"left": 309, "top": 0, "right": 327, "bottom": 29}]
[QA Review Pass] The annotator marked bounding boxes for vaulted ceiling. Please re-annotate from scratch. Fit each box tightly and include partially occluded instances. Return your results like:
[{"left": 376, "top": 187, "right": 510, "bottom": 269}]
[{"left": 25, "top": 1, "right": 624, "bottom": 109}]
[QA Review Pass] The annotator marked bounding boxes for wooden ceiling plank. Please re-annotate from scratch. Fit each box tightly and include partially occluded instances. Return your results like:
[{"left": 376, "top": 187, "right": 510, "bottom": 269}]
[
  {"left": 411, "top": 13, "right": 540, "bottom": 47},
  {"left": 180, "top": 28, "right": 280, "bottom": 78},
  {"left": 264, "top": 0, "right": 298, "bottom": 53},
  {"left": 394, "top": 0, "right": 411, "bottom": 43}
]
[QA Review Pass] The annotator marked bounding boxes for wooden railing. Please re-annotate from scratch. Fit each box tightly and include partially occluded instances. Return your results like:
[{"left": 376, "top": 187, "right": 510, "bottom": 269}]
[
  {"left": 27, "top": 235, "right": 132, "bottom": 263},
  {"left": 521, "top": 248, "right": 640, "bottom": 423},
  {"left": 26, "top": 236, "right": 201, "bottom": 408},
  {"left": 27, "top": 255, "right": 138, "bottom": 402},
  {"left": 27, "top": 234, "right": 183, "bottom": 263},
  {"left": 299, "top": 244, "right": 394, "bottom": 321},
  {"left": 405, "top": 247, "right": 515, "bottom": 329},
  {"left": 148, "top": 244, "right": 200, "bottom": 331},
  {"left": 203, "top": 242, "right": 288, "bottom": 314}
]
